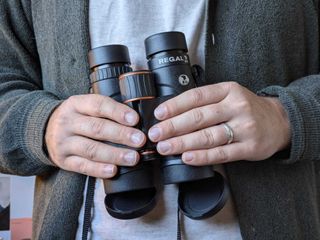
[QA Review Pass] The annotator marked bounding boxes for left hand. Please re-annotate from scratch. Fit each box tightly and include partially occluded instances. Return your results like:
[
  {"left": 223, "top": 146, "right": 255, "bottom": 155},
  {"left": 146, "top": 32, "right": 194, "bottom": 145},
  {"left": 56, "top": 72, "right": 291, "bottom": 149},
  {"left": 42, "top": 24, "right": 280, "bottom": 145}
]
[{"left": 148, "top": 82, "right": 291, "bottom": 165}]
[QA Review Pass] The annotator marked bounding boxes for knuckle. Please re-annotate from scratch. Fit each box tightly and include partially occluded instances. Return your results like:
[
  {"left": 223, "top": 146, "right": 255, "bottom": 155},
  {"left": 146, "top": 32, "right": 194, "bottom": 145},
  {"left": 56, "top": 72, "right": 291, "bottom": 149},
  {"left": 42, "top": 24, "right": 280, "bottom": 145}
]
[
  {"left": 55, "top": 113, "right": 69, "bottom": 126},
  {"left": 78, "top": 160, "right": 89, "bottom": 174},
  {"left": 163, "top": 101, "right": 172, "bottom": 111},
  {"left": 113, "top": 149, "right": 125, "bottom": 165},
  {"left": 191, "top": 88, "right": 204, "bottom": 105},
  {"left": 244, "top": 120, "right": 258, "bottom": 135},
  {"left": 204, "top": 151, "right": 211, "bottom": 165},
  {"left": 208, "top": 104, "right": 222, "bottom": 116},
  {"left": 215, "top": 147, "right": 228, "bottom": 163},
  {"left": 51, "top": 154, "right": 64, "bottom": 168},
  {"left": 109, "top": 102, "right": 119, "bottom": 120},
  {"left": 84, "top": 142, "right": 98, "bottom": 160},
  {"left": 201, "top": 129, "right": 216, "bottom": 147},
  {"left": 89, "top": 119, "right": 105, "bottom": 138},
  {"left": 52, "top": 106, "right": 70, "bottom": 127},
  {"left": 67, "top": 95, "right": 78, "bottom": 105},
  {"left": 174, "top": 137, "right": 186, "bottom": 153},
  {"left": 118, "top": 126, "right": 130, "bottom": 144},
  {"left": 192, "top": 108, "right": 205, "bottom": 125},
  {"left": 248, "top": 140, "right": 260, "bottom": 154},
  {"left": 60, "top": 157, "right": 71, "bottom": 170},
  {"left": 54, "top": 139, "right": 66, "bottom": 154},
  {"left": 92, "top": 96, "right": 106, "bottom": 116},
  {"left": 166, "top": 119, "right": 177, "bottom": 135},
  {"left": 237, "top": 99, "right": 252, "bottom": 114},
  {"left": 51, "top": 101, "right": 77, "bottom": 128},
  {"left": 227, "top": 81, "right": 241, "bottom": 90},
  {"left": 65, "top": 96, "right": 80, "bottom": 111},
  {"left": 103, "top": 147, "right": 117, "bottom": 164}
]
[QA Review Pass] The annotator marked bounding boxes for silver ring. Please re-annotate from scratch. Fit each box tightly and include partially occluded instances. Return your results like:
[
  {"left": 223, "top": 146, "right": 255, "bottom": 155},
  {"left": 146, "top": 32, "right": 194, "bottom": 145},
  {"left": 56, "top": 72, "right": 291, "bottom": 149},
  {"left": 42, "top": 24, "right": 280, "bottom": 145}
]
[{"left": 222, "top": 123, "right": 234, "bottom": 144}]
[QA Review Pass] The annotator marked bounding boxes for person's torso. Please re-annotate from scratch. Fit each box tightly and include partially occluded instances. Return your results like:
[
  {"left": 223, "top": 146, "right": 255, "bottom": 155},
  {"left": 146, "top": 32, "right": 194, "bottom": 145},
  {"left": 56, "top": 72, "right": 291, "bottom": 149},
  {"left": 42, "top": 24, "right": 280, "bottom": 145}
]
[
  {"left": 75, "top": 1, "right": 242, "bottom": 239},
  {"left": 29, "top": 0, "right": 320, "bottom": 239}
]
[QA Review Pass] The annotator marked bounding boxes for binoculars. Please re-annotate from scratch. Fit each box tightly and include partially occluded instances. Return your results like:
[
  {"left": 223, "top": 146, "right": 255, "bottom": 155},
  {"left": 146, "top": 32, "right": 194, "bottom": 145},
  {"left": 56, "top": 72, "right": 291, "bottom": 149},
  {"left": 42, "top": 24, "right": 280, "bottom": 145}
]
[{"left": 88, "top": 31, "right": 229, "bottom": 220}]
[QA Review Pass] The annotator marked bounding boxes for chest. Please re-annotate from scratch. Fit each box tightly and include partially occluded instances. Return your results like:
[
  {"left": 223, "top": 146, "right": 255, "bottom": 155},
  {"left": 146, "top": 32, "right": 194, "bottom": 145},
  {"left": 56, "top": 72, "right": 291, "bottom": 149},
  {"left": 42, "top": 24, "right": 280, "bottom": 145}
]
[
  {"left": 206, "top": 0, "right": 319, "bottom": 90},
  {"left": 31, "top": 0, "right": 318, "bottom": 97}
]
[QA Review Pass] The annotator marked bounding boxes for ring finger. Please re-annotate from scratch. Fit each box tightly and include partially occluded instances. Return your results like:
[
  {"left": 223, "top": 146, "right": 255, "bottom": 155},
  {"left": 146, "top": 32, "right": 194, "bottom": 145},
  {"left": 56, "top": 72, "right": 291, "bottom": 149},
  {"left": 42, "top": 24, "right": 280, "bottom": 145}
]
[{"left": 156, "top": 123, "right": 237, "bottom": 155}]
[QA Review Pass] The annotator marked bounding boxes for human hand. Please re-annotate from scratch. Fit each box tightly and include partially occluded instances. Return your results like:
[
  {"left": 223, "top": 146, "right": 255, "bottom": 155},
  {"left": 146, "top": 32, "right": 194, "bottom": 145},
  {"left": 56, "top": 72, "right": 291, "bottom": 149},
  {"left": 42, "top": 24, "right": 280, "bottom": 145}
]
[
  {"left": 45, "top": 94, "right": 146, "bottom": 178},
  {"left": 148, "top": 82, "right": 291, "bottom": 165}
]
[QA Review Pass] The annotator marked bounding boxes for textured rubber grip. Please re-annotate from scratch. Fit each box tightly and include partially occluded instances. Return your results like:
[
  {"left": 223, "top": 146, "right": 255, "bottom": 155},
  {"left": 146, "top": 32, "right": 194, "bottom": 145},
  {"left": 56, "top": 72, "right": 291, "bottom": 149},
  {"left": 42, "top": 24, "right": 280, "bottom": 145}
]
[
  {"left": 90, "top": 65, "right": 132, "bottom": 84},
  {"left": 119, "top": 71, "right": 157, "bottom": 102}
]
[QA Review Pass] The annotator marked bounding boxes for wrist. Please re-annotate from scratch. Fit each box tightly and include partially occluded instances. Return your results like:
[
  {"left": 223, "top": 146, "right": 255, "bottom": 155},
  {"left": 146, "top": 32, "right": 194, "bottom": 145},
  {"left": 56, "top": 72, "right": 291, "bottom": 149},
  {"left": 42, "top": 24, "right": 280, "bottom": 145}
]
[{"left": 265, "top": 97, "right": 291, "bottom": 151}]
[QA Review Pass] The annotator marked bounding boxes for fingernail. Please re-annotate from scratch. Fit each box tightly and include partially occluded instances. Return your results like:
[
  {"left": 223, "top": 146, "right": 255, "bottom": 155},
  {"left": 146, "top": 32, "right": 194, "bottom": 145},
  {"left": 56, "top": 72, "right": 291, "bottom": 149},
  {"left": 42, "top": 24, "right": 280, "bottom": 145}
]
[
  {"left": 154, "top": 105, "right": 167, "bottom": 119},
  {"left": 157, "top": 141, "right": 172, "bottom": 154},
  {"left": 104, "top": 165, "right": 116, "bottom": 175},
  {"left": 130, "top": 132, "right": 144, "bottom": 145},
  {"left": 124, "top": 151, "right": 137, "bottom": 165},
  {"left": 183, "top": 152, "right": 194, "bottom": 162},
  {"left": 149, "top": 127, "right": 161, "bottom": 141},
  {"left": 125, "top": 112, "right": 137, "bottom": 124}
]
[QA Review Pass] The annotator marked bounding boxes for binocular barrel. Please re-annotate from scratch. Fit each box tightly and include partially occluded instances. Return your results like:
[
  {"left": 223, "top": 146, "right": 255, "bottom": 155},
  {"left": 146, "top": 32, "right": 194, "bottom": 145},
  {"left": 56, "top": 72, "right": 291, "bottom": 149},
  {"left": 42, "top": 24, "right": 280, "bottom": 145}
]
[
  {"left": 88, "top": 46, "right": 157, "bottom": 220},
  {"left": 145, "top": 31, "right": 196, "bottom": 96}
]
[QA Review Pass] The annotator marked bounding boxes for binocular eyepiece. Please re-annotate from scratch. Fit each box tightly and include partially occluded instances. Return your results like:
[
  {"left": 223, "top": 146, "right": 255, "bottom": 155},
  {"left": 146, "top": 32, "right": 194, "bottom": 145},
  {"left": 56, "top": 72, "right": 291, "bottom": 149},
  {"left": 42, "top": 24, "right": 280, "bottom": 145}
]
[{"left": 88, "top": 31, "right": 229, "bottom": 220}]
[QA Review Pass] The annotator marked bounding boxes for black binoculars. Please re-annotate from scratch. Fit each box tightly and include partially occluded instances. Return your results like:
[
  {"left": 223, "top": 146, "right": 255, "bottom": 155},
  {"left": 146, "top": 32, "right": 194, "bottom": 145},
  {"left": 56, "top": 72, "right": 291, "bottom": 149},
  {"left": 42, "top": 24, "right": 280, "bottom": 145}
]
[{"left": 88, "top": 31, "right": 229, "bottom": 220}]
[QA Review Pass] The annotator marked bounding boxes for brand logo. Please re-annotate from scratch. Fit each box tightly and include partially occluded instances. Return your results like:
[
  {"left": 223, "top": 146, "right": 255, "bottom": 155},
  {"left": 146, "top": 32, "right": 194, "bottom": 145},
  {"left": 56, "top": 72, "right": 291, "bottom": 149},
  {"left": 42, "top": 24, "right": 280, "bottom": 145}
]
[
  {"left": 158, "top": 55, "right": 189, "bottom": 65},
  {"left": 178, "top": 74, "right": 190, "bottom": 86}
]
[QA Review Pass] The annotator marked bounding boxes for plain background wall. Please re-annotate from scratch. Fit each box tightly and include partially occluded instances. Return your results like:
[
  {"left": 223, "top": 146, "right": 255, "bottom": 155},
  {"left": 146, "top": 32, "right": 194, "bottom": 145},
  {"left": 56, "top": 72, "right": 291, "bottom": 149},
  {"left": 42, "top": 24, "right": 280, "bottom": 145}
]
[{"left": 0, "top": 174, "right": 34, "bottom": 240}]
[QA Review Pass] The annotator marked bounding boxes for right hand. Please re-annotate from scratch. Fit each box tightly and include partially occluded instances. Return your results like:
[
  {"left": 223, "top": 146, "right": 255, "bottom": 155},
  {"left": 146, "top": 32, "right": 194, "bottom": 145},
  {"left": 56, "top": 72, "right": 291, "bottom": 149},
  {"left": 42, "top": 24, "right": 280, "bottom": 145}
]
[{"left": 45, "top": 94, "right": 146, "bottom": 178}]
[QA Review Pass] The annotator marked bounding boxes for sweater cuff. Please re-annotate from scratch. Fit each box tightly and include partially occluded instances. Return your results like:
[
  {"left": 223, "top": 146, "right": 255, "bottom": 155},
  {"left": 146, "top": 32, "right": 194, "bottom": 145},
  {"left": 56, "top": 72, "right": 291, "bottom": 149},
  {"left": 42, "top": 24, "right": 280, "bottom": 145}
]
[
  {"left": 18, "top": 91, "right": 62, "bottom": 167},
  {"left": 258, "top": 85, "right": 318, "bottom": 164}
]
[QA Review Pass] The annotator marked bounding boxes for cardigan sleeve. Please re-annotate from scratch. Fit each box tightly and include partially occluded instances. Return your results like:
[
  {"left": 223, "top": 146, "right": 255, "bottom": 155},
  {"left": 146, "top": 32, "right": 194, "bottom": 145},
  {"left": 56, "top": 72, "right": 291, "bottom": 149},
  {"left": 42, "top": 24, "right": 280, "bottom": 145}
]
[
  {"left": 258, "top": 74, "right": 320, "bottom": 164},
  {"left": 0, "top": 0, "right": 61, "bottom": 175}
]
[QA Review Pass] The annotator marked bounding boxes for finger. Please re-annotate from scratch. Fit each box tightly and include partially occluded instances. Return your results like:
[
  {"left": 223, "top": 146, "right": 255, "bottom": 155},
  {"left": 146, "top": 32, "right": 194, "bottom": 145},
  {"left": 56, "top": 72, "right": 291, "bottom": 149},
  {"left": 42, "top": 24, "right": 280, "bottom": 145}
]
[
  {"left": 68, "top": 94, "right": 139, "bottom": 126},
  {"left": 181, "top": 142, "right": 247, "bottom": 165},
  {"left": 156, "top": 124, "right": 229, "bottom": 155},
  {"left": 154, "top": 82, "right": 232, "bottom": 120},
  {"left": 72, "top": 115, "right": 146, "bottom": 147},
  {"left": 65, "top": 136, "right": 140, "bottom": 166},
  {"left": 63, "top": 155, "right": 118, "bottom": 178},
  {"left": 148, "top": 103, "right": 229, "bottom": 142}
]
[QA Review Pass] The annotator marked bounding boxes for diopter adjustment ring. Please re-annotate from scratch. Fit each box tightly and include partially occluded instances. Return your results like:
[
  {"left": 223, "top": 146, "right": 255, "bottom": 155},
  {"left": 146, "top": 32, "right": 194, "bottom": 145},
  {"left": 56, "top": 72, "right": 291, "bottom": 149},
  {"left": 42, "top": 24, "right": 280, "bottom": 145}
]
[{"left": 90, "top": 65, "right": 132, "bottom": 84}]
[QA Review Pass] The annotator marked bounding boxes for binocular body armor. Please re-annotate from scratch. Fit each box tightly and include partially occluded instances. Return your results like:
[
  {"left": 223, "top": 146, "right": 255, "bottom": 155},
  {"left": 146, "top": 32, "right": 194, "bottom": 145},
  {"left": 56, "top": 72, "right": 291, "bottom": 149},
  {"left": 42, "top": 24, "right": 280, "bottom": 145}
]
[{"left": 88, "top": 32, "right": 229, "bottom": 220}]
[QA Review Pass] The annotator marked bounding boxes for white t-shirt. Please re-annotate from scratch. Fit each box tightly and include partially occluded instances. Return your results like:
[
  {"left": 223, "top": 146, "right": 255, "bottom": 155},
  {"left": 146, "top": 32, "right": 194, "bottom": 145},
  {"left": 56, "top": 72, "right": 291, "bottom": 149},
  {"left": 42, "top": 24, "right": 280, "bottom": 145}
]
[{"left": 76, "top": 1, "right": 243, "bottom": 239}]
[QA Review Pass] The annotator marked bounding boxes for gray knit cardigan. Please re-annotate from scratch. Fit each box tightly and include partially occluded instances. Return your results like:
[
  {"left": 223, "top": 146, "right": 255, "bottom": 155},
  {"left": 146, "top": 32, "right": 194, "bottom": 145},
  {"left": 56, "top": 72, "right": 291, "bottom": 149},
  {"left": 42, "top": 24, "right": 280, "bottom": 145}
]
[{"left": 0, "top": 0, "right": 319, "bottom": 239}]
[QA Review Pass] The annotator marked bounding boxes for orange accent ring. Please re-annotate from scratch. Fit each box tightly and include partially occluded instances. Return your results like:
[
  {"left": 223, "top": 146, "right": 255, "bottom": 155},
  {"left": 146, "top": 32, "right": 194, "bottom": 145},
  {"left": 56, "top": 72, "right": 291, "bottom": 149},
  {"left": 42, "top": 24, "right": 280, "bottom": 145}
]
[
  {"left": 124, "top": 96, "right": 155, "bottom": 103},
  {"left": 119, "top": 70, "right": 151, "bottom": 80},
  {"left": 141, "top": 150, "right": 156, "bottom": 155}
]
